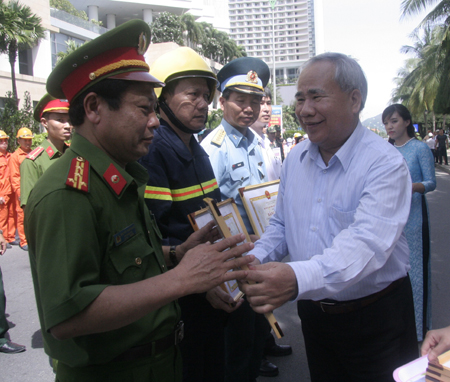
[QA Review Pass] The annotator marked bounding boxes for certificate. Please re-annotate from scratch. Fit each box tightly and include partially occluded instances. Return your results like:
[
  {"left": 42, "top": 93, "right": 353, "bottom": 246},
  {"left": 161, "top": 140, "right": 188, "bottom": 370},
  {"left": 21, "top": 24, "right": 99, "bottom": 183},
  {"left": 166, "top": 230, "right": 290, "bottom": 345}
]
[
  {"left": 239, "top": 180, "right": 280, "bottom": 237},
  {"left": 188, "top": 198, "right": 248, "bottom": 301}
]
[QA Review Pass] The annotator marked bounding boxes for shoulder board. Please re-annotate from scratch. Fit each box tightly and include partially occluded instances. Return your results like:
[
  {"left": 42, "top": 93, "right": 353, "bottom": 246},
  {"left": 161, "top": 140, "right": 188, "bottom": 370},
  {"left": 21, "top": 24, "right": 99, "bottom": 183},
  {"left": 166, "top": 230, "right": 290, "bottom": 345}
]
[
  {"left": 211, "top": 128, "right": 226, "bottom": 147},
  {"left": 26, "top": 146, "right": 45, "bottom": 161},
  {"left": 65, "top": 156, "right": 90, "bottom": 193}
]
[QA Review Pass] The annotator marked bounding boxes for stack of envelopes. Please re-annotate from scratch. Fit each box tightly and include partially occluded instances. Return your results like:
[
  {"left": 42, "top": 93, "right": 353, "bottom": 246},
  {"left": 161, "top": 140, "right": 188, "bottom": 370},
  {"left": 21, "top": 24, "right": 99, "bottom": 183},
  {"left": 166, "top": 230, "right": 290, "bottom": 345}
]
[{"left": 426, "top": 350, "right": 450, "bottom": 382}]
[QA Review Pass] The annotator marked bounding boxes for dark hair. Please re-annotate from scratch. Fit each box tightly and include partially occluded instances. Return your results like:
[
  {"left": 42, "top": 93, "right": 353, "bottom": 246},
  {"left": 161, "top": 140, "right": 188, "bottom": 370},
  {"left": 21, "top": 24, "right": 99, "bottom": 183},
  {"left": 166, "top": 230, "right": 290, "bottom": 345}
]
[
  {"left": 263, "top": 86, "right": 272, "bottom": 101},
  {"left": 69, "top": 79, "right": 135, "bottom": 126},
  {"left": 382, "top": 104, "right": 415, "bottom": 139}
]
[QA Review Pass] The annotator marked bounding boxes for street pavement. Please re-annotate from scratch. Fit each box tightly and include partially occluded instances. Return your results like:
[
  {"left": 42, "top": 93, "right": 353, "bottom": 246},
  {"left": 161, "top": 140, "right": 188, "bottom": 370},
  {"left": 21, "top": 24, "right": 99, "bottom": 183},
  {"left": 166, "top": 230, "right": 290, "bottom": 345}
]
[{"left": 0, "top": 166, "right": 450, "bottom": 381}]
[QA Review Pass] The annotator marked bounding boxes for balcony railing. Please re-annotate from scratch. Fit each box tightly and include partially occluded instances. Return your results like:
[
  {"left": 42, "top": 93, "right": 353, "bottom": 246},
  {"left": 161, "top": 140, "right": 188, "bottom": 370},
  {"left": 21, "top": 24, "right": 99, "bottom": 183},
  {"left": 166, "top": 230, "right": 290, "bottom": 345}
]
[{"left": 50, "top": 8, "right": 108, "bottom": 35}]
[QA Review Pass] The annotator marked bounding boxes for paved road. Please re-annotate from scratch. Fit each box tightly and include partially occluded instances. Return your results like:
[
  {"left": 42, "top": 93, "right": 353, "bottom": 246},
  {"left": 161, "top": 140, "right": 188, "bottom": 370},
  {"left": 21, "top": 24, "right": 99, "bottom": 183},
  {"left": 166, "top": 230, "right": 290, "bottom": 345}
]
[{"left": 1, "top": 167, "right": 449, "bottom": 381}]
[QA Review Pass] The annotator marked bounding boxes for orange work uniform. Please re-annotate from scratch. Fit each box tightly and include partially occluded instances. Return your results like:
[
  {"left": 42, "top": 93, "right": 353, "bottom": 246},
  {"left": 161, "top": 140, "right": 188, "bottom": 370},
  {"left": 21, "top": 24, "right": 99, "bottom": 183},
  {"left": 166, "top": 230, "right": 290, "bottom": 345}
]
[
  {"left": 9, "top": 147, "right": 29, "bottom": 246},
  {"left": 0, "top": 152, "right": 14, "bottom": 242}
]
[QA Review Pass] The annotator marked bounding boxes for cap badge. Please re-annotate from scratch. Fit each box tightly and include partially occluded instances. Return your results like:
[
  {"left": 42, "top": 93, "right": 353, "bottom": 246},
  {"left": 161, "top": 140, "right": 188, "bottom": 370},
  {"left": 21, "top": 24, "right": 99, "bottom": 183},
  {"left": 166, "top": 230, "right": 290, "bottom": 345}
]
[
  {"left": 246, "top": 70, "right": 258, "bottom": 84},
  {"left": 89, "top": 73, "right": 96, "bottom": 81},
  {"left": 138, "top": 32, "right": 146, "bottom": 55}
]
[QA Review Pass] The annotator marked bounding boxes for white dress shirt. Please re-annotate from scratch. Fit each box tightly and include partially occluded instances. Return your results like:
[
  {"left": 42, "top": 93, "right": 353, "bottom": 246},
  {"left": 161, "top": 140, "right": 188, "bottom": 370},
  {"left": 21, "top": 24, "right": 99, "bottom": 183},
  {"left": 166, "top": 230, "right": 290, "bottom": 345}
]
[
  {"left": 250, "top": 128, "right": 282, "bottom": 182},
  {"left": 252, "top": 122, "right": 412, "bottom": 302}
]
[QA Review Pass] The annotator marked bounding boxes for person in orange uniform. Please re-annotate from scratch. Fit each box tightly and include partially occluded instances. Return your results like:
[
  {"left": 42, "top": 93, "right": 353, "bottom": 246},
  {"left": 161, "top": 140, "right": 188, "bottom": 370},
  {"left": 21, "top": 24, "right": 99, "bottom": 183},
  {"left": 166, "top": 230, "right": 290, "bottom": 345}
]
[
  {"left": 9, "top": 128, "right": 34, "bottom": 251},
  {"left": 0, "top": 132, "right": 13, "bottom": 247}
]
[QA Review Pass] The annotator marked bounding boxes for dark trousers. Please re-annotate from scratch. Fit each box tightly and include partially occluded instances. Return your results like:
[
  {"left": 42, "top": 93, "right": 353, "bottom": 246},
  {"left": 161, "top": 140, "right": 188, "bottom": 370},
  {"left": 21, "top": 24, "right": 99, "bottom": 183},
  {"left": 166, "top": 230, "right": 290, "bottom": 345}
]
[
  {"left": 178, "top": 294, "right": 228, "bottom": 382},
  {"left": 0, "top": 266, "right": 8, "bottom": 345},
  {"left": 438, "top": 146, "right": 448, "bottom": 165},
  {"left": 225, "top": 299, "right": 267, "bottom": 382},
  {"left": 297, "top": 276, "right": 418, "bottom": 382}
]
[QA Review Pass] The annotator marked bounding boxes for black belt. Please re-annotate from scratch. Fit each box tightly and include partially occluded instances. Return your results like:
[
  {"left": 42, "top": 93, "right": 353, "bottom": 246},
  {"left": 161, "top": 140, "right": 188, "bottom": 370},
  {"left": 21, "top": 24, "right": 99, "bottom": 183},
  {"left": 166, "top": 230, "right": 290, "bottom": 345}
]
[
  {"left": 311, "top": 277, "right": 405, "bottom": 314},
  {"left": 113, "top": 321, "right": 184, "bottom": 362}
]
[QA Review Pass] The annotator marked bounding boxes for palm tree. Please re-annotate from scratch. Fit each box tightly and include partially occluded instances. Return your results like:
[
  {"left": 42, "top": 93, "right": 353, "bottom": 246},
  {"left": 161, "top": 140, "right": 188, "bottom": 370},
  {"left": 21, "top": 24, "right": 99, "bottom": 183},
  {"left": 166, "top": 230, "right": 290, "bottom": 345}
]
[
  {"left": 181, "top": 13, "right": 203, "bottom": 49},
  {"left": 56, "top": 39, "right": 84, "bottom": 64},
  {"left": 0, "top": 0, "right": 45, "bottom": 108},
  {"left": 392, "top": 25, "right": 444, "bottom": 131},
  {"left": 401, "top": 0, "right": 450, "bottom": 28}
]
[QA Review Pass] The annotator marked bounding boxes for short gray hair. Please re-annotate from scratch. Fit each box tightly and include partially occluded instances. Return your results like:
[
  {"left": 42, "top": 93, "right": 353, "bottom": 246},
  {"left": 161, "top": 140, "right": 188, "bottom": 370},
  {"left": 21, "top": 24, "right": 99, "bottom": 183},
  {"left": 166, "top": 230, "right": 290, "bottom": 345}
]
[{"left": 299, "top": 52, "right": 368, "bottom": 112}]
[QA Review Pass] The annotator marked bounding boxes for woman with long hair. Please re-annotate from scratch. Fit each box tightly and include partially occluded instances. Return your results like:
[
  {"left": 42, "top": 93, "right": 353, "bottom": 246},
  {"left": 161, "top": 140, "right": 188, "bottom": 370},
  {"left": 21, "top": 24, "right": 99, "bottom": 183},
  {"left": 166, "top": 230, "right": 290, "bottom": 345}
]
[{"left": 383, "top": 103, "right": 436, "bottom": 342}]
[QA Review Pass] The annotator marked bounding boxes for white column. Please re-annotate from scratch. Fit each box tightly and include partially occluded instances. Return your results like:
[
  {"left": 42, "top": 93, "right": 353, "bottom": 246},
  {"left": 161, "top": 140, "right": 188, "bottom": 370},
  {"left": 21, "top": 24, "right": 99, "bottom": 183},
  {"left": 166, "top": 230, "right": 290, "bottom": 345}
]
[
  {"left": 88, "top": 5, "right": 99, "bottom": 21},
  {"left": 106, "top": 14, "right": 116, "bottom": 29},
  {"left": 143, "top": 9, "right": 153, "bottom": 24}
]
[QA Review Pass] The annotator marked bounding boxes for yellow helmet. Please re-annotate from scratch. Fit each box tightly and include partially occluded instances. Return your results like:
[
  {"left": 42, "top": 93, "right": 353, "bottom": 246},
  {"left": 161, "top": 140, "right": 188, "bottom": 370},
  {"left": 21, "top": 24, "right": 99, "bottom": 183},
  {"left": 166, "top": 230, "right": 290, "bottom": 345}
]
[
  {"left": 293, "top": 133, "right": 301, "bottom": 138},
  {"left": 150, "top": 47, "right": 218, "bottom": 104},
  {"left": 0, "top": 130, "right": 9, "bottom": 139},
  {"left": 16, "top": 127, "right": 34, "bottom": 139}
]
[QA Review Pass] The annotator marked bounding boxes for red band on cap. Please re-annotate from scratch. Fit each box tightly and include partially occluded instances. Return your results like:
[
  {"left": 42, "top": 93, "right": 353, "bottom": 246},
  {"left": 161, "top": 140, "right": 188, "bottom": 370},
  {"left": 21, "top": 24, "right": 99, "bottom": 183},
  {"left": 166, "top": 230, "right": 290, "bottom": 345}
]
[
  {"left": 61, "top": 46, "right": 148, "bottom": 102},
  {"left": 41, "top": 99, "right": 70, "bottom": 118}
]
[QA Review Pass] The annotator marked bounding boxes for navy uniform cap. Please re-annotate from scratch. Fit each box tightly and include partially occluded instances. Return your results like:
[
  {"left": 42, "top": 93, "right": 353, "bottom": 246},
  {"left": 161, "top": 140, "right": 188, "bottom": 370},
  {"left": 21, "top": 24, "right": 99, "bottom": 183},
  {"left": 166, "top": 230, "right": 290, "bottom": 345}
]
[
  {"left": 217, "top": 57, "right": 270, "bottom": 96},
  {"left": 46, "top": 19, "right": 164, "bottom": 103}
]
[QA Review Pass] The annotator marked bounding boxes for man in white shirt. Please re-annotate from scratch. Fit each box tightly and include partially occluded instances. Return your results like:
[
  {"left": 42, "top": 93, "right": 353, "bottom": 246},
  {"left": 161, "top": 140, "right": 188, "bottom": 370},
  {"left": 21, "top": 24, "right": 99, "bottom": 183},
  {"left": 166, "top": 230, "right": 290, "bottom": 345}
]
[
  {"left": 240, "top": 52, "right": 418, "bottom": 381},
  {"left": 250, "top": 87, "right": 282, "bottom": 181}
]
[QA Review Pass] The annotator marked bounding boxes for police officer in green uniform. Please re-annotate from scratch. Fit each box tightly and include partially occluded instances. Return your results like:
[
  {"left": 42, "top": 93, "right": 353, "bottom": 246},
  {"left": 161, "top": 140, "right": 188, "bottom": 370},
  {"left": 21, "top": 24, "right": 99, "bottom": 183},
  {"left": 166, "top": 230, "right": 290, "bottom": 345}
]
[
  {"left": 24, "top": 20, "right": 254, "bottom": 382},
  {"left": 20, "top": 95, "right": 72, "bottom": 207}
]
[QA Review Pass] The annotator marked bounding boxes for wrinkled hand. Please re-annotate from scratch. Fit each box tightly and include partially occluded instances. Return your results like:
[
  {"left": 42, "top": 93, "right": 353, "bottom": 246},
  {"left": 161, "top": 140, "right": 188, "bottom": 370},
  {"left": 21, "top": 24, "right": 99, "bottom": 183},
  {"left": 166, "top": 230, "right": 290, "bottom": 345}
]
[
  {"left": 178, "top": 221, "right": 221, "bottom": 258},
  {"left": 239, "top": 262, "right": 297, "bottom": 314},
  {"left": 421, "top": 326, "right": 450, "bottom": 364},
  {"left": 173, "top": 234, "right": 255, "bottom": 295},
  {"left": 206, "top": 286, "right": 243, "bottom": 313}
]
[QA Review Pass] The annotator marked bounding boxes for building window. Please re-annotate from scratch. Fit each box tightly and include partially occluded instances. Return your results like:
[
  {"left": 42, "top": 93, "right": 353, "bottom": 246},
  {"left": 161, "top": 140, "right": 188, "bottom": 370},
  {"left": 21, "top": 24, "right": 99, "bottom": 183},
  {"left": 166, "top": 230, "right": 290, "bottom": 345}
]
[
  {"left": 51, "top": 32, "right": 84, "bottom": 69},
  {"left": 18, "top": 49, "right": 33, "bottom": 76}
]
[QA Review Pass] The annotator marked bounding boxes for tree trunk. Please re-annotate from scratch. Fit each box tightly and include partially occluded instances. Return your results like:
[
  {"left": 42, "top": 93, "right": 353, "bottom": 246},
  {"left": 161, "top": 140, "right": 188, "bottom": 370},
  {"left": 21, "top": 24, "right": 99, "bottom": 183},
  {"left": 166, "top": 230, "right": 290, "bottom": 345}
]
[
  {"left": 443, "top": 114, "right": 447, "bottom": 131},
  {"left": 8, "top": 40, "right": 18, "bottom": 110},
  {"left": 424, "top": 111, "right": 428, "bottom": 132},
  {"left": 432, "top": 111, "right": 436, "bottom": 131}
]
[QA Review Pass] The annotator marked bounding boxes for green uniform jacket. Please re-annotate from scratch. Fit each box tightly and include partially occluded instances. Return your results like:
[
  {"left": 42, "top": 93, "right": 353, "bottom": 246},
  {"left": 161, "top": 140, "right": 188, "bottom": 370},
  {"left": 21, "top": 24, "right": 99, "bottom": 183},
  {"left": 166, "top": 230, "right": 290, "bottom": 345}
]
[
  {"left": 25, "top": 133, "right": 180, "bottom": 368},
  {"left": 20, "top": 139, "right": 67, "bottom": 207}
]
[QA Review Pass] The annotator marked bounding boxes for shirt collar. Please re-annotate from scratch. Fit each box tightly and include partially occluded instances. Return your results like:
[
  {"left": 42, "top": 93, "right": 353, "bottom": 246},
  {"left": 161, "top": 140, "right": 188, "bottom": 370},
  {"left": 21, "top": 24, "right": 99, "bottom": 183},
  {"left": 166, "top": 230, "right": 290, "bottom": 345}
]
[
  {"left": 158, "top": 119, "right": 206, "bottom": 162},
  {"left": 69, "top": 133, "right": 148, "bottom": 197},
  {"left": 222, "top": 119, "right": 258, "bottom": 149},
  {"left": 300, "top": 121, "right": 364, "bottom": 172}
]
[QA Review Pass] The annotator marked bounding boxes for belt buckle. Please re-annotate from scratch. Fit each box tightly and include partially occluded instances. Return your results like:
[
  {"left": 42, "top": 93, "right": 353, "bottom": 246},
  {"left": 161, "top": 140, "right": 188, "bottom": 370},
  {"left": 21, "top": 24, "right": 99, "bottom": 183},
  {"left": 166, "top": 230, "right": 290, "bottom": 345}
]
[
  {"left": 174, "top": 321, "right": 184, "bottom": 345},
  {"left": 319, "top": 301, "right": 335, "bottom": 313}
]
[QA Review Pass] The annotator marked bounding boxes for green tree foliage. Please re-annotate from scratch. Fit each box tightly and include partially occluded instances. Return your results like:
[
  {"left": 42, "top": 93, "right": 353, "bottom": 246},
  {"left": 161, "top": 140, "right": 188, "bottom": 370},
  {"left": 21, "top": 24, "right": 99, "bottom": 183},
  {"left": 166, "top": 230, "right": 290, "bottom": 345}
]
[
  {"left": 282, "top": 104, "right": 300, "bottom": 130},
  {"left": 400, "top": 0, "right": 450, "bottom": 116},
  {"left": 56, "top": 39, "right": 84, "bottom": 64},
  {"left": 206, "top": 109, "right": 223, "bottom": 130},
  {"left": 0, "top": 0, "right": 46, "bottom": 108},
  {"left": 149, "top": 13, "right": 246, "bottom": 65},
  {"left": 150, "top": 12, "right": 184, "bottom": 45},
  {"left": 0, "top": 91, "right": 40, "bottom": 151},
  {"left": 50, "top": 0, "right": 87, "bottom": 20}
]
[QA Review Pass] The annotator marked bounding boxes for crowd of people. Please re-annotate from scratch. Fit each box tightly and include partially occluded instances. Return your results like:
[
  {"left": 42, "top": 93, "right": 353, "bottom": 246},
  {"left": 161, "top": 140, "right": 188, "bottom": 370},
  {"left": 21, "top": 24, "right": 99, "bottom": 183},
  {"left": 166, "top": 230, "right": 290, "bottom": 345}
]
[{"left": 1, "top": 17, "right": 450, "bottom": 382}]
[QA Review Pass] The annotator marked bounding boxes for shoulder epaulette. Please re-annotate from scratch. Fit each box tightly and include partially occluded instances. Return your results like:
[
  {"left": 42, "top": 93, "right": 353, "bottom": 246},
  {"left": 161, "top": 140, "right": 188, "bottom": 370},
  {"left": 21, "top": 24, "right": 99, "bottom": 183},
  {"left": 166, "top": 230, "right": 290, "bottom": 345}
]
[
  {"left": 66, "top": 156, "right": 90, "bottom": 193},
  {"left": 211, "top": 128, "right": 226, "bottom": 147},
  {"left": 26, "top": 146, "right": 45, "bottom": 161}
]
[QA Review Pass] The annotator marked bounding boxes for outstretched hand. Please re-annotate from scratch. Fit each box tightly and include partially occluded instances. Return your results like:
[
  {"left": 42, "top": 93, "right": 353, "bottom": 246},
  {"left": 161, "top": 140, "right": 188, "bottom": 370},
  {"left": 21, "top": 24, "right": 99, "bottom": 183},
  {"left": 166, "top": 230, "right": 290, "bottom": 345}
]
[
  {"left": 172, "top": 234, "right": 255, "bottom": 295},
  {"left": 178, "top": 221, "right": 221, "bottom": 258},
  {"left": 422, "top": 326, "right": 450, "bottom": 364},
  {"left": 239, "top": 261, "right": 298, "bottom": 314}
]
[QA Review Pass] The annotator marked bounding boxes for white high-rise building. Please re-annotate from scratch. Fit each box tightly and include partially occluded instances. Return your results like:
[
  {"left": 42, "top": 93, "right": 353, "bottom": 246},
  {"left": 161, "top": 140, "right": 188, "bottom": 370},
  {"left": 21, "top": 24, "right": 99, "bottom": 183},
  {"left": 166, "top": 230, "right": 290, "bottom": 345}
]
[{"left": 228, "top": 0, "right": 315, "bottom": 85}]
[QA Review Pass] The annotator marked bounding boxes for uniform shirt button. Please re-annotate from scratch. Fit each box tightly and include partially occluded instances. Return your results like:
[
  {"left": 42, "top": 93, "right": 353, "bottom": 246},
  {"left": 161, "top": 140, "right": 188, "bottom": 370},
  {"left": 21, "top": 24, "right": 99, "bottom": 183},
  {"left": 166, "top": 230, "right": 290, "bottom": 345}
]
[
  {"left": 311, "top": 227, "right": 317, "bottom": 232},
  {"left": 135, "top": 257, "right": 142, "bottom": 265},
  {"left": 161, "top": 264, "right": 165, "bottom": 270},
  {"left": 317, "top": 198, "right": 322, "bottom": 203},
  {"left": 322, "top": 170, "right": 327, "bottom": 174}
]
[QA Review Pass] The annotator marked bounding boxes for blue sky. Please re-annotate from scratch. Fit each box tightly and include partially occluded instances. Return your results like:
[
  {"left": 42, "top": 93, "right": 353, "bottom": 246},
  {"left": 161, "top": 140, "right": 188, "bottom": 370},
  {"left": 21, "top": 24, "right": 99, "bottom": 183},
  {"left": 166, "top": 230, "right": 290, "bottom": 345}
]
[{"left": 315, "top": 0, "right": 432, "bottom": 120}]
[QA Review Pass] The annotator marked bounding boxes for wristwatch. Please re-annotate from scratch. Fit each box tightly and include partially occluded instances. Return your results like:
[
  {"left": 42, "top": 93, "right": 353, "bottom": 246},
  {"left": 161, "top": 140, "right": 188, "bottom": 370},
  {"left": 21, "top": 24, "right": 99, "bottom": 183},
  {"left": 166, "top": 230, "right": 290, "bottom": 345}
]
[{"left": 169, "top": 245, "right": 178, "bottom": 267}]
